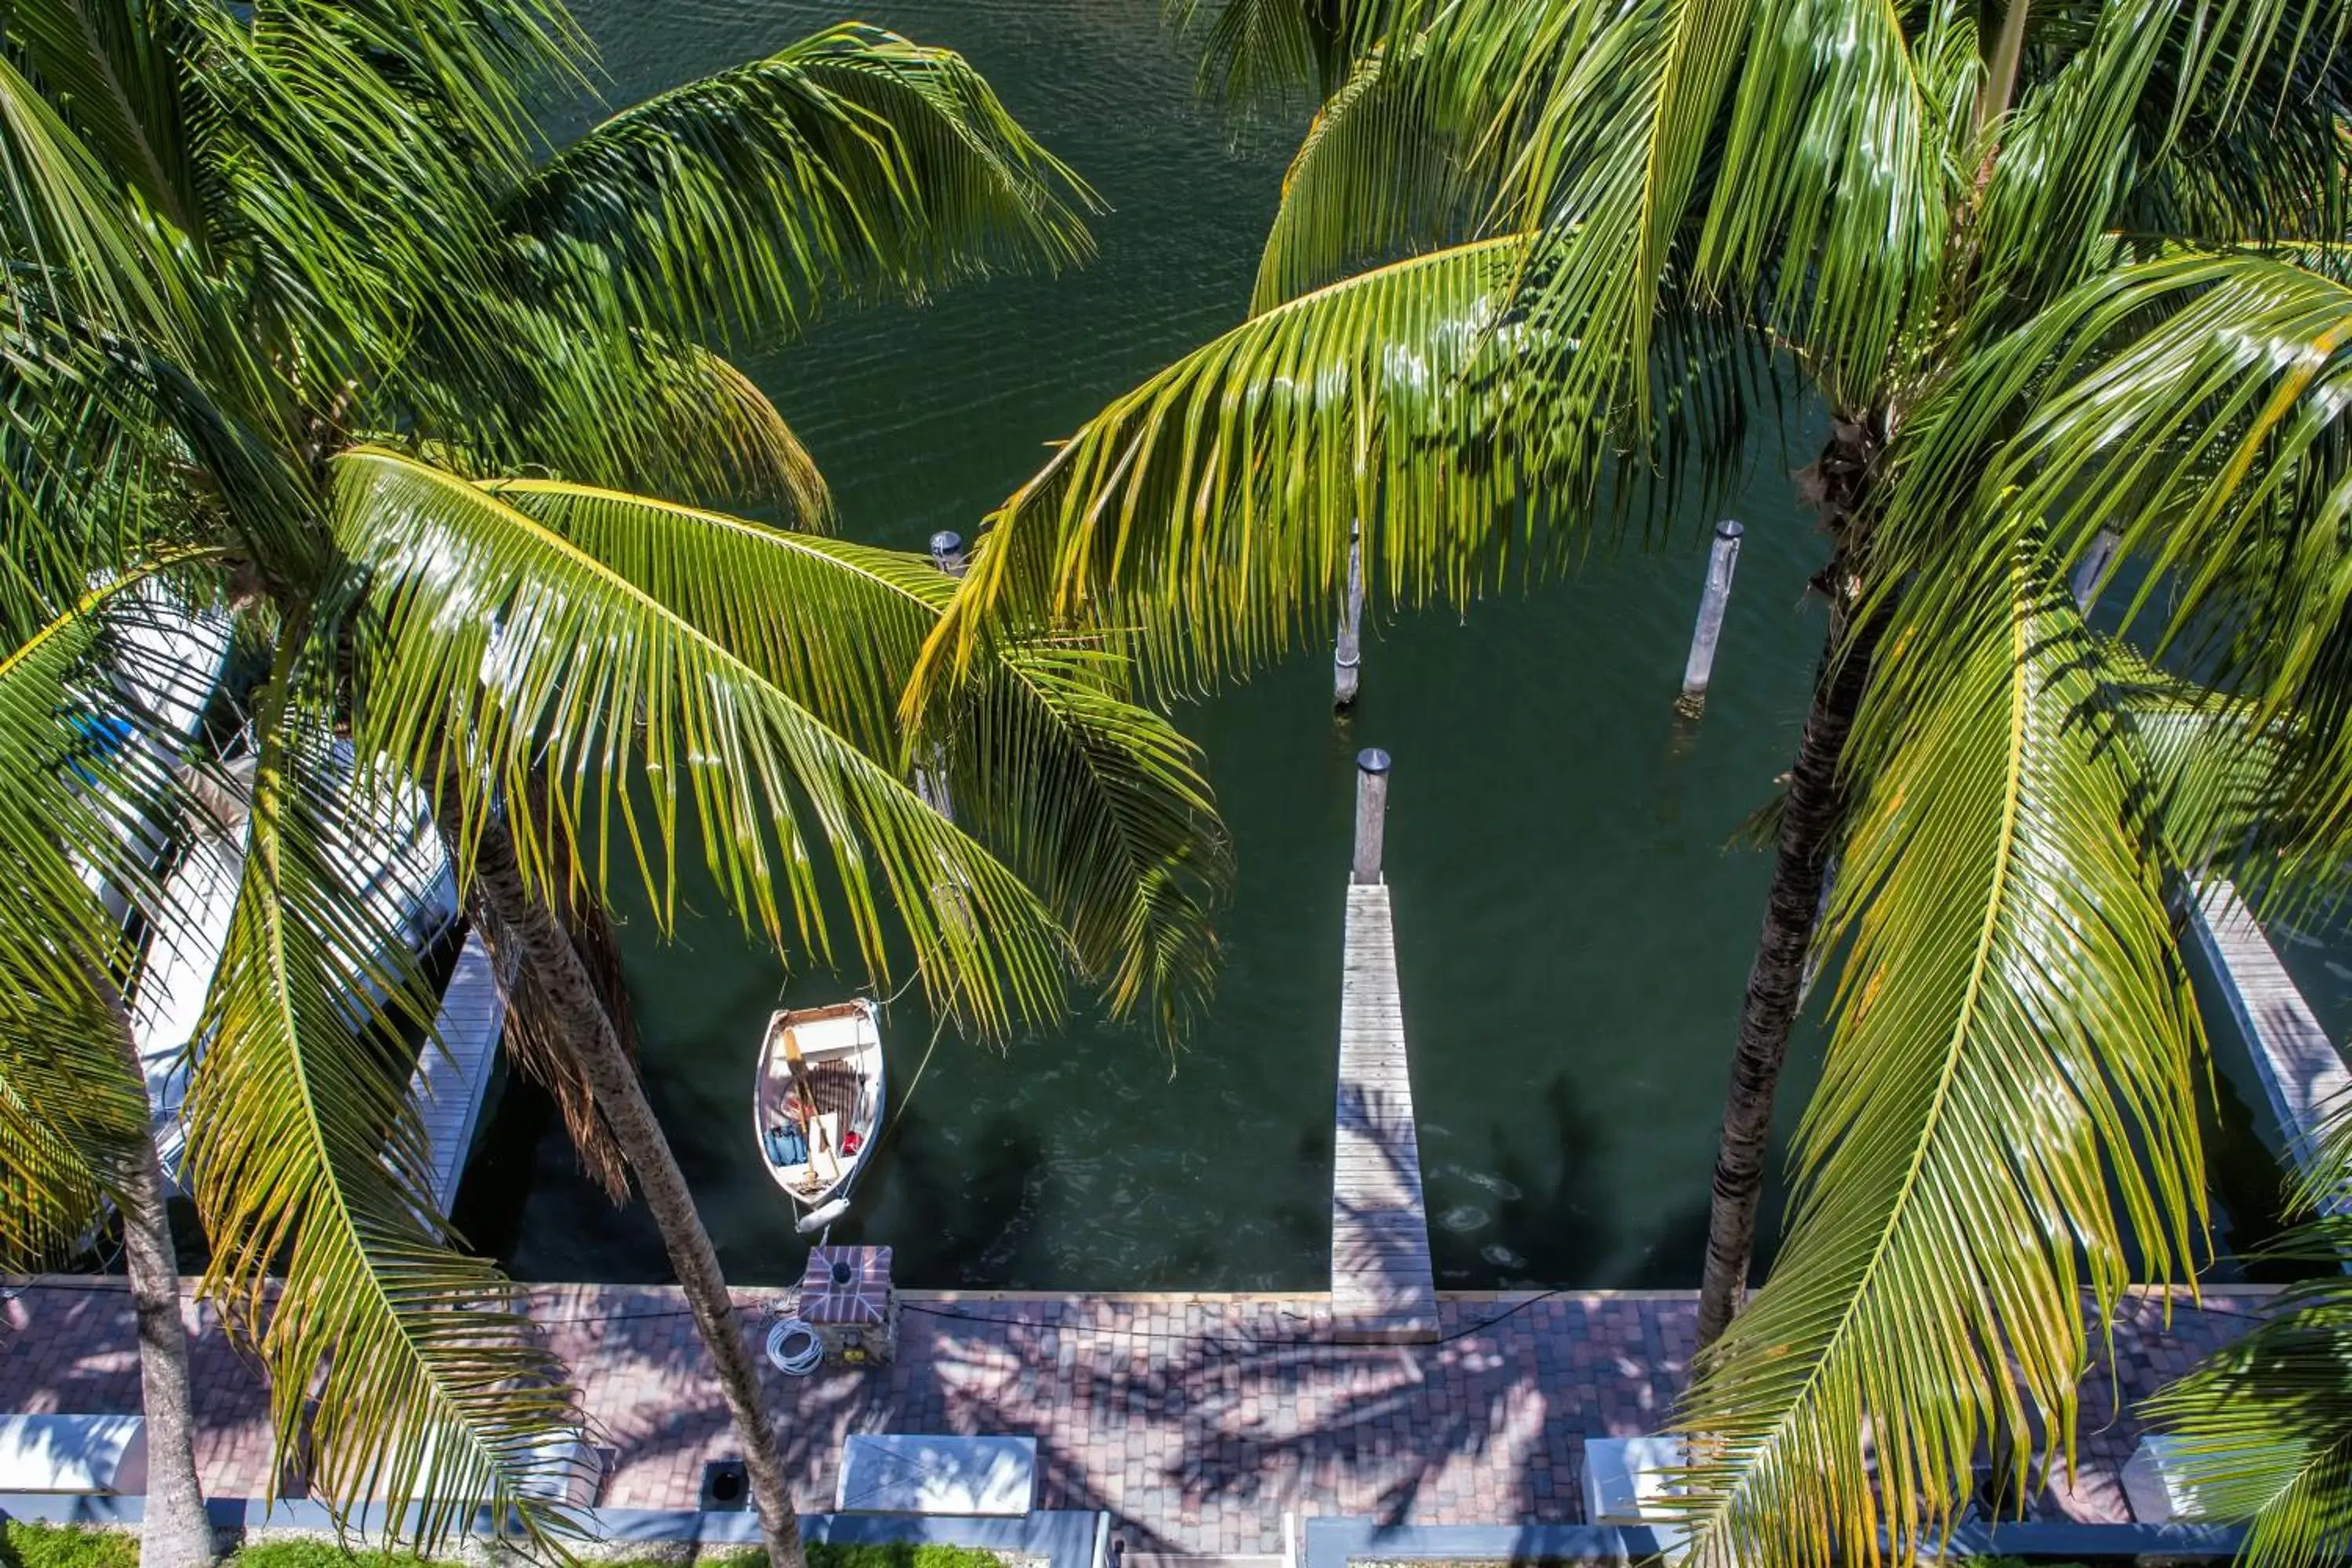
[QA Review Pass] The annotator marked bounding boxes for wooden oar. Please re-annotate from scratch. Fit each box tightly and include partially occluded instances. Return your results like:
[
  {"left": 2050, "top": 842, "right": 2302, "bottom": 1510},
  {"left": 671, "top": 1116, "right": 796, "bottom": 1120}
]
[{"left": 779, "top": 1023, "right": 841, "bottom": 1182}]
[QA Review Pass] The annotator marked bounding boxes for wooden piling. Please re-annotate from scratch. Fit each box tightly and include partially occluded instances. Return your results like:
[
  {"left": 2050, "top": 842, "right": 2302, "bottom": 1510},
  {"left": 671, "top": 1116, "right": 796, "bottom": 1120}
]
[
  {"left": 916, "top": 532, "right": 967, "bottom": 815},
  {"left": 930, "top": 530, "right": 969, "bottom": 579},
  {"left": 1351, "top": 749, "right": 1389, "bottom": 887},
  {"left": 2071, "top": 528, "right": 2119, "bottom": 612},
  {"left": 1677, "top": 520, "right": 1744, "bottom": 715},
  {"left": 1334, "top": 521, "right": 1365, "bottom": 709}
]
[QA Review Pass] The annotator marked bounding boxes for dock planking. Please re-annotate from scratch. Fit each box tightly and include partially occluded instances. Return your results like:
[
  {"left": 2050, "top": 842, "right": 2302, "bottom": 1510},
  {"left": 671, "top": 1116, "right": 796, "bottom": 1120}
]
[
  {"left": 1332, "top": 881, "right": 1439, "bottom": 1343},
  {"left": 2189, "top": 878, "right": 2352, "bottom": 1211},
  {"left": 411, "top": 927, "right": 505, "bottom": 1216}
]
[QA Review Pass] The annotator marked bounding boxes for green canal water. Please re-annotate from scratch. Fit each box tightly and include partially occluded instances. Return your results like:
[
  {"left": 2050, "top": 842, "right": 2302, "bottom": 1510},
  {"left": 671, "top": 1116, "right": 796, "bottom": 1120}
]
[{"left": 460, "top": 0, "right": 2289, "bottom": 1289}]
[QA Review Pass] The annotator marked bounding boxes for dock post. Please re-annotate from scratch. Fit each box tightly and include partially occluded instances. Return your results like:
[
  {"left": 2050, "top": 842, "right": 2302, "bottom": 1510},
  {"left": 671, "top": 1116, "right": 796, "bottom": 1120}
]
[
  {"left": 1352, "top": 749, "right": 1390, "bottom": 886},
  {"left": 1334, "top": 521, "right": 1365, "bottom": 709},
  {"left": 914, "top": 532, "right": 967, "bottom": 817},
  {"left": 1677, "top": 520, "right": 1744, "bottom": 715},
  {"left": 929, "top": 530, "right": 968, "bottom": 579},
  {"left": 2071, "top": 528, "right": 2118, "bottom": 611}
]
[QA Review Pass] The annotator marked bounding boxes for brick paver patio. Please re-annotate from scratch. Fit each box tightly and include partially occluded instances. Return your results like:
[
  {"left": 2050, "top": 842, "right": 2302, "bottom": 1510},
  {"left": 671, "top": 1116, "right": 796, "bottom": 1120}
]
[{"left": 0, "top": 1279, "right": 2270, "bottom": 1553}]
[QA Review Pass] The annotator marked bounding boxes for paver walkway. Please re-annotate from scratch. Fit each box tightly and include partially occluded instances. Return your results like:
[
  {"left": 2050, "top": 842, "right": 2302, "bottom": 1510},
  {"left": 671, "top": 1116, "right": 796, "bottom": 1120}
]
[{"left": 0, "top": 1279, "right": 2268, "bottom": 1553}]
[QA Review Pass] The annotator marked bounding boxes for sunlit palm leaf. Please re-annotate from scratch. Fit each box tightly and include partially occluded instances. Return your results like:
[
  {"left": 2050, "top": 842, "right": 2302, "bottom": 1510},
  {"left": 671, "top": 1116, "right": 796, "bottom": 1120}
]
[
  {"left": 251, "top": 0, "right": 583, "bottom": 178},
  {"left": 1164, "top": 0, "right": 1376, "bottom": 114},
  {"left": 0, "top": 1067, "right": 107, "bottom": 1266},
  {"left": 927, "top": 639, "right": 1230, "bottom": 1036},
  {"left": 1898, "top": 252, "right": 2352, "bottom": 866},
  {"left": 2114, "top": 28, "right": 2352, "bottom": 247},
  {"left": 0, "top": 48, "right": 194, "bottom": 351},
  {"left": 1430, "top": 0, "right": 1747, "bottom": 430},
  {"left": 1692, "top": 0, "right": 1973, "bottom": 407},
  {"left": 196, "top": 0, "right": 521, "bottom": 399},
  {"left": 0, "top": 559, "right": 219, "bottom": 979},
  {"left": 183, "top": 681, "right": 582, "bottom": 1548},
  {"left": 480, "top": 477, "right": 942, "bottom": 758},
  {"left": 503, "top": 23, "right": 1094, "bottom": 351},
  {"left": 0, "top": 330, "right": 192, "bottom": 626},
  {"left": 335, "top": 449, "right": 1070, "bottom": 1035},
  {"left": 398, "top": 324, "right": 832, "bottom": 523},
  {"left": 920, "top": 235, "right": 1550, "bottom": 698},
  {"left": 470, "top": 476, "right": 1229, "bottom": 1033},
  {"left": 1675, "top": 532, "right": 2205, "bottom": 1568},
  {"left": 2103, "top": 641, "right": 2289, "bottom": 873}
]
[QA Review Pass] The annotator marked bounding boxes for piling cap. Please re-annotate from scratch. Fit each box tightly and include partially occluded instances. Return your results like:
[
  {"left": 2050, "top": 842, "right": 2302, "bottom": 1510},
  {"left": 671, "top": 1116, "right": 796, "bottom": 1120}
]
[
  {"left": 1356, "top": 747, "right": 1392, "bottom": 775},
  {"left": 1714, "top": 518, "right": 1745, "bottom": 540},
  {"left": 928, "top": 529, "right": 965, "bottom": 561}
]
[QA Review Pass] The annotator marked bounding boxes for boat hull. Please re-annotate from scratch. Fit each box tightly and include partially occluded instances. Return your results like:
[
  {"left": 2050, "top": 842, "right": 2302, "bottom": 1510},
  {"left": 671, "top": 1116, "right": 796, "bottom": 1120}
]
[{"left": 753, "top": 1000, "right": 884, "bottom": 1229}]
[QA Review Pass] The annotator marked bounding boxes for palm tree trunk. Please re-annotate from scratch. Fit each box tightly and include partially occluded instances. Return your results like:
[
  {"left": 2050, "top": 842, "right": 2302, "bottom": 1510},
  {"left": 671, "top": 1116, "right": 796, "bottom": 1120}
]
[
  {"left": 441, "top": 803, "right": 807, "bottom": 1568},
  {"left": 1694, "top": 420, "right": 1883, "bottom": 1350},
  {"left": 95, "top": 985, "right": 218, "bottom": 1568}
]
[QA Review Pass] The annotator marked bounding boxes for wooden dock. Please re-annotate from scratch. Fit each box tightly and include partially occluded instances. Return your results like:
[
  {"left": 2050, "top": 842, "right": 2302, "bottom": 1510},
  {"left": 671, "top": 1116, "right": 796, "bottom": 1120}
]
[
  {"left": 131, "top": 822, "right": 246, "bottom": 1175},
  {"left": 411, "top": 928, "right": 506, "bottom": 1215},
  {"left": 1331, "top": 881, "right": 1439, "bottom": 1343},
  {"left": 2188, "top": 878, "right": 2351, "bottom": 1209}
]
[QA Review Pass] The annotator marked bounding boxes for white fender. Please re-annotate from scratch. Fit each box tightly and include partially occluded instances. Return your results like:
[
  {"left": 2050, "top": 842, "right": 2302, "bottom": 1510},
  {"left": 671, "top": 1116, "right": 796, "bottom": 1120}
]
[{"left": 797, "top": 1197, "right": 851, "bottom": 1235}]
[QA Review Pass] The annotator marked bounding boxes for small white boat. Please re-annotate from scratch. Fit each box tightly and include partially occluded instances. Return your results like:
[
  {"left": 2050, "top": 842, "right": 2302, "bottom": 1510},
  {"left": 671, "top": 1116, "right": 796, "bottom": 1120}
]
[{"left": 753, "top": 1000, "right": 884, "bottom": 1235}]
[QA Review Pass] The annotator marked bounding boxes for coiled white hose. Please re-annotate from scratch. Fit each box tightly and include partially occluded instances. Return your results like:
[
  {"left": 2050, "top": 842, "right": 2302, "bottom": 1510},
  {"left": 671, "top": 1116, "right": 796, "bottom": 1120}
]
[{"left": 765, "top": 1317, "right": 823, "bottom": 1376}]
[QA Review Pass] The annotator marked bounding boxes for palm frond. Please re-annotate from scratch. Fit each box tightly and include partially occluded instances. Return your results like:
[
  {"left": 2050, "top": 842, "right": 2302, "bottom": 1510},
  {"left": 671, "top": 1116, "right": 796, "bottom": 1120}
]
[
  {"left": 183, "top": 680, "right": 584, "bottom": 1549},
  {"left": 1426, "top": 0, "right": 1748, "bottom": 430},
  {"left": 335, "top": 451, "right": 1070, "bottom": 1036},
  {"left": 0, "top": 48, "right": 194, "bottom": 350},
  {"left": 1249, "top": 41, "right": 1480, "bottom": 314},
  {"left": 474, "top": 476, "right": 1229, "bottom": 1035},
  {"left": 1693, "top": 0, "right": 1975, "bottom": 407},
  {"left": 917, "top": 235, "right": 1550, "bottom": 699},
  {"left": 0, "top": 1055, "right": 108, "bottom": 1267},
  {"left": 0, "top": 946, "right": 144, "bottom": 1268},
  {"left": 193, "top": 1, "right": 518, "bottom": 400},
  {"left": 1897, "top": 252, "right": 2352, "bottom": 869},
  {"left": 2112, "top": 22, "right": 2352, "bottom": 249},
  {"left": 243, "top": 0, "right": 578, "bottom": 191},
  {"left": 2103, "top": 640, "right": 2288, "bottom": 872},
  {"left": 0, "top": 328, "right": 193, "bottom": 624},
  {"left": 1965, "top": 0, "right": 2346, "bottom": 340},
  {"left": 0, "top": 557, "right": 218, "bottom": 980},
  {"left": 1163, "top": 0, "right": 1375, "bottom": 114},
  {"left": 1, "top": 0, "right": 212, "bottom": 247},
  {"left": 394, "top": 318, "right": 832, "bottom": 522},
  {"left": 1675, "top": 532, "right": 2205, "bottom": 1568},
  {"left": 503, "top": 23, "right": 1094, "bottom": 353},
  {"left": 924, "top": 639, "right": 1231, "bottom": 1037},
  {"left": 2143, "top": 1216, "right": 2352, "bottom": 1568},
  {"left": 477, "top": 477, "right": 946, "bottom": 765}
]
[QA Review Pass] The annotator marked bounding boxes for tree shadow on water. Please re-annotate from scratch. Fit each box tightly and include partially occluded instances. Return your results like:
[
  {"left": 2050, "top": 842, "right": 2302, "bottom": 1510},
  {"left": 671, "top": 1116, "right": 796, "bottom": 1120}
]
[
  {"left": 854, "top": 1108, "right": 1047, "bottom": 1288},
  {"left": 1439, "top": 1072, "right": 1729, "bottom": 1292}
]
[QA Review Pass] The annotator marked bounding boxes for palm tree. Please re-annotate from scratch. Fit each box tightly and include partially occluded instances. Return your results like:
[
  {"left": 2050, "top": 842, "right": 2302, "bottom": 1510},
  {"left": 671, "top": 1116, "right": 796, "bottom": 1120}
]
[
  {"left": 0, "top": 5, "right": 1225, "bottom": 1566},
  {"left": 0, "top": 570, "right": 221, "bottom": 1568},
  {"left": 1872, "top": 223, "right": 2352, "bottom": 1568},
  {"left": 913, "top": 0, "right": 2351, "bottom": 1561},
  {"left": 2140, "top": 1100, "right": 2352, "bottom": 1568}
]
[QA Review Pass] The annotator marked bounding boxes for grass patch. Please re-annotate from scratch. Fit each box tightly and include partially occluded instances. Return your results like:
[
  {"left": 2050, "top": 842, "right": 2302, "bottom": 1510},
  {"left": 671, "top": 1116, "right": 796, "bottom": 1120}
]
[
  {"left": 234, "top": 1545, "right": 445, "bottom": 1568},
  {"left": 0, "top": 1522, "right": 140, "bottom": 1568},
  {"left": 632, "top": 1548, "right": 1008, "bottom": 1568},
  {"left": 0, "top": 1526, "right": 1014, "bottom": 1568}
]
